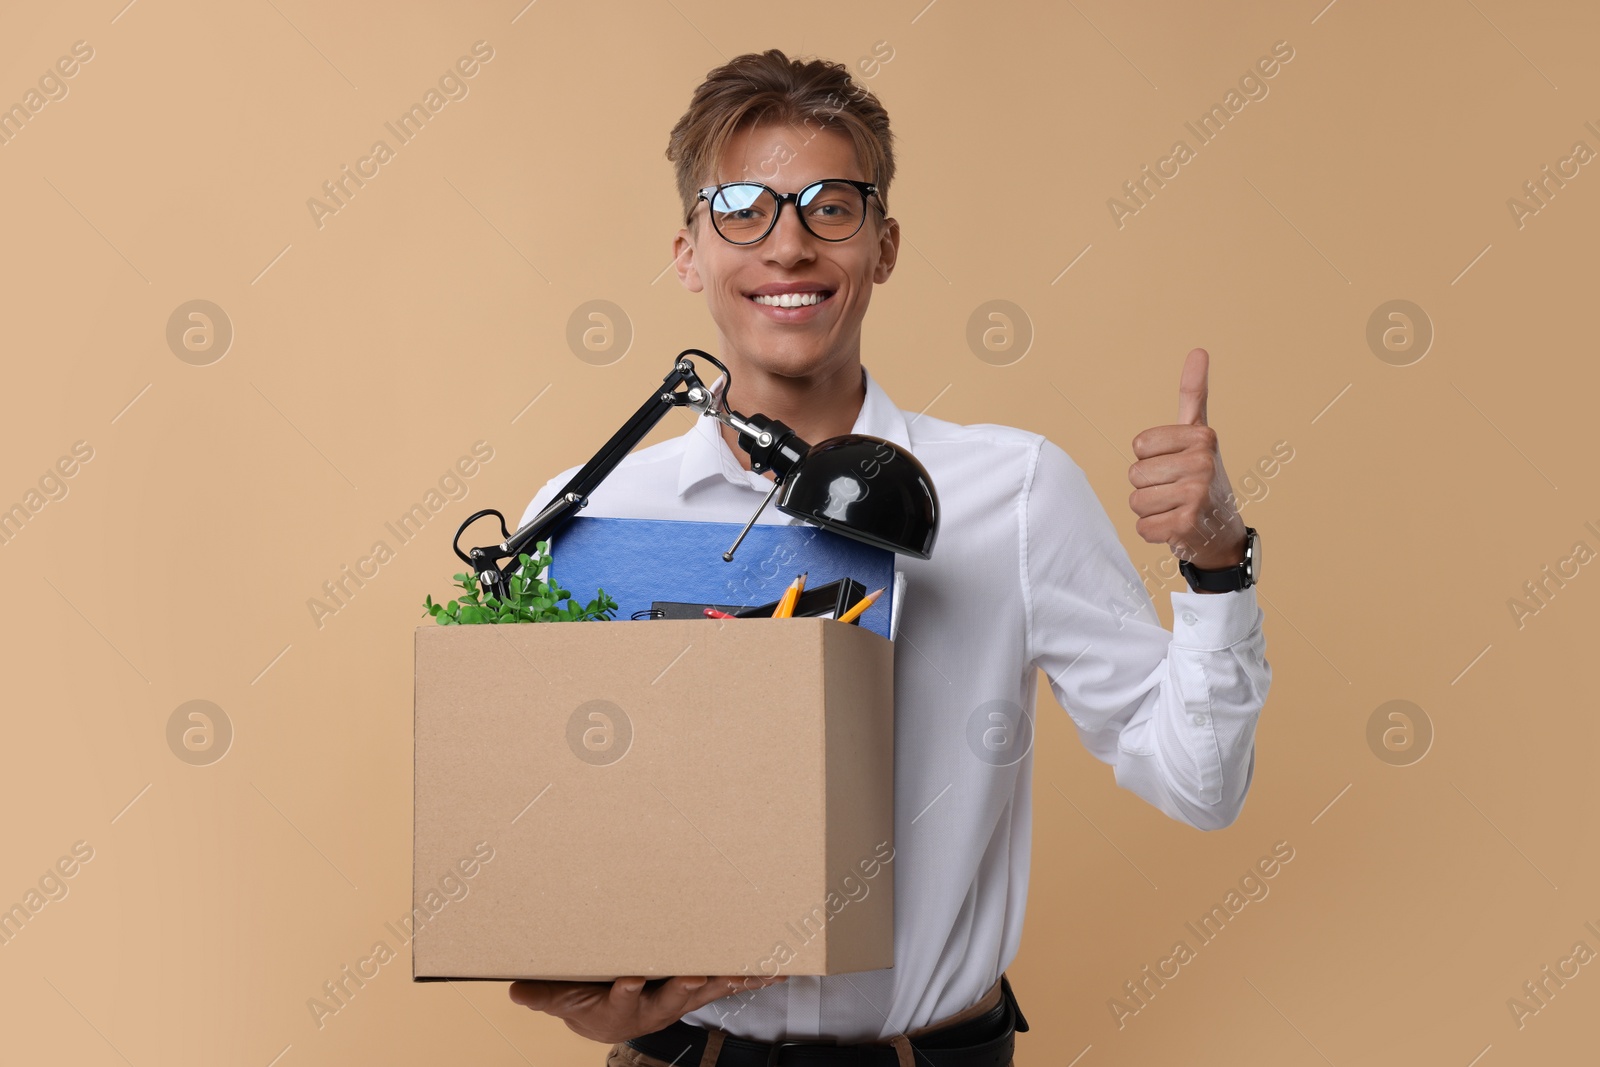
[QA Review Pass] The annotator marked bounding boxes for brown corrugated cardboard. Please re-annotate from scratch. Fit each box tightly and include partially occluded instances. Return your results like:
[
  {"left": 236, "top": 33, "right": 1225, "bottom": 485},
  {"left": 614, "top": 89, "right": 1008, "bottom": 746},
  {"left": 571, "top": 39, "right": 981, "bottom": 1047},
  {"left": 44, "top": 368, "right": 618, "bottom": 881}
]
[{"left": 413, "top": 617, "right": 896, "bottom": 981}]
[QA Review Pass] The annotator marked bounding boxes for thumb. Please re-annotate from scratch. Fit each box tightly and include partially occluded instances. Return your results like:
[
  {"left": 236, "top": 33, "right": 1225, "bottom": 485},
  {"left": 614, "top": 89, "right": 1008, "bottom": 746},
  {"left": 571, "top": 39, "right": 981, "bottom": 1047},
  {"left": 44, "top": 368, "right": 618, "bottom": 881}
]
[{"left": 1178, "top": 347, "right": 1209, "bottom": 426}]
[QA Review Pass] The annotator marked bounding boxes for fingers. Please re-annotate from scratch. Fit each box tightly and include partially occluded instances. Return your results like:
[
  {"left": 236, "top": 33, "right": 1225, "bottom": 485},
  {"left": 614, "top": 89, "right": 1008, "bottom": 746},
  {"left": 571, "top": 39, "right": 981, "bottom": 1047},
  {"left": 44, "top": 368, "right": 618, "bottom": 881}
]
[
  {"left": 622, "top": 974, "right": 788, "bottom": 1026},
  {"left": 1127, "top": 482, "right": 1187, "bottom": 518},
  {"left": 1133, "top": 506, "right": 1189, "bottom": 546},
  {"left": 1132, "top": 423, "right": 1217, "bottom": 460},
  {"left": 506, "top": 973, "right": 788, "bottom": 1025},
  {"left": 507, "top": 980, "right": 543, "bottom": 1010},
  {"left": 1128, "top": 449, "right": 1211, "bottom": 490},
  {"left": 681, "top": 976, "right": 751, "bottom": 1015},
  {"left": 609, "top": 976, "right": 648, "bottom": 1013},
  {"left": 689, "top": 975, "right": 786, "bottom": 1010},
  {"left": 641, "top": 976, "right": 711, "bottom": 1022},
  {"left": 1134, "top": 502, "right": 1242, "bottom": 556},
  {"left": 509, "top": 978, "right": 581, "bottom": 1012}
]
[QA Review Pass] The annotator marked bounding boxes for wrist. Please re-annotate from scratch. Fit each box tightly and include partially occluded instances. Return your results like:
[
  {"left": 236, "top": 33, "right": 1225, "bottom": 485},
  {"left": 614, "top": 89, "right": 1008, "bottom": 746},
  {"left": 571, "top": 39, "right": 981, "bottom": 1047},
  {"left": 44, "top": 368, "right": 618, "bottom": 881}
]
[
  {"left": 1183, "top": 549, "right": 1246, "bottom": 572},
  {"left": 1178, "top": 525, "right": 1258, "bottom": 593},
  {"left": 1183, "top": 531, "right": 1247, "bottom": 571}
]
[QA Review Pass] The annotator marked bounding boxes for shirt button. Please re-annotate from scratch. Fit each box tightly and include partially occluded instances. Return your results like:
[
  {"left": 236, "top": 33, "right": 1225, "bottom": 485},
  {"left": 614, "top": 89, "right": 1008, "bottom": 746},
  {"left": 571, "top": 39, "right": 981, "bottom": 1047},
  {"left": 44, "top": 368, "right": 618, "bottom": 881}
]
[
  {"left": 1192, "top": 714, "right": 1208, "bottom": 726},
  {"left": 1181, "top": 610, "right": 1198, "bottom": 626}
]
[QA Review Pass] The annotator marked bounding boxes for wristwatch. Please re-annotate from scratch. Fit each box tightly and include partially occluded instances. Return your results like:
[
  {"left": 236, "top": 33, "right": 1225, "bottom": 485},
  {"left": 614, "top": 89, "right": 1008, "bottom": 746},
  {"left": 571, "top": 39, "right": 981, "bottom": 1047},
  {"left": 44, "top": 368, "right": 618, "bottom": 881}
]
[{"left": 1178, "top": 526, "right": 1260, "bottom": 593}]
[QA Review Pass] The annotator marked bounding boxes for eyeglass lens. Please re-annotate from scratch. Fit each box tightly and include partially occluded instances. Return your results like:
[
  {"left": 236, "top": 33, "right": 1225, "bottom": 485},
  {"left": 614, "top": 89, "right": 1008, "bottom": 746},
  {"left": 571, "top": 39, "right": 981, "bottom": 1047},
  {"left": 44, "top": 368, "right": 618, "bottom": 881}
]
[{"left": 707, "top": 182, "right": 866, "bottom": 243}]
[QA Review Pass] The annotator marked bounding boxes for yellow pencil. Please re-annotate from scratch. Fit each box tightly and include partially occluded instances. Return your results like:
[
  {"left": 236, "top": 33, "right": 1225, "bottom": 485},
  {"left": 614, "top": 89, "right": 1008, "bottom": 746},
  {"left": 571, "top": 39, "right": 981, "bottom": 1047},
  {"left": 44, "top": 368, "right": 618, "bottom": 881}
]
[
  {"left": 772, "top": 571, "right": 807, "bottom": 618},
  {"left": 836, "top": 586, "right": 883, "bottom": 625}
]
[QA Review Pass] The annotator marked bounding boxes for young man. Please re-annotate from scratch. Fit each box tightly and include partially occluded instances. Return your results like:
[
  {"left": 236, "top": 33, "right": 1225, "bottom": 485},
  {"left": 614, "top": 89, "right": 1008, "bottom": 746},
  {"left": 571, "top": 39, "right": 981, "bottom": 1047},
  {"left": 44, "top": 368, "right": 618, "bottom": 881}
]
[{"left": 509, "top": 49, "right": 1268, "bottom": 1066}]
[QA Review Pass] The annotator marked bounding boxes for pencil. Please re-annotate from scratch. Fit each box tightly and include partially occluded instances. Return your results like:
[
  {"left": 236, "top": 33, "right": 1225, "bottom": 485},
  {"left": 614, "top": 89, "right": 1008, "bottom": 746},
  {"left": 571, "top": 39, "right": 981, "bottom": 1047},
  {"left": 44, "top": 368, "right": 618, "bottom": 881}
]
[
  {"left": 835, "top": 586, "right": 883, "bottom": 625},
  {"left": 772, "top": 571, "right": 807, "bottom": 618}
]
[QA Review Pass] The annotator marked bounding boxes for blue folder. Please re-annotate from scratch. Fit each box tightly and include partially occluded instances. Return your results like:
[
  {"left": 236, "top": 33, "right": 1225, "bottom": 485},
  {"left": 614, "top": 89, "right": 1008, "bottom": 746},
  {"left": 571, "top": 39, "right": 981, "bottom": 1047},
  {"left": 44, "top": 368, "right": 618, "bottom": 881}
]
[{"left": 542, "top": 515, "right": 895, "bottom": 640}]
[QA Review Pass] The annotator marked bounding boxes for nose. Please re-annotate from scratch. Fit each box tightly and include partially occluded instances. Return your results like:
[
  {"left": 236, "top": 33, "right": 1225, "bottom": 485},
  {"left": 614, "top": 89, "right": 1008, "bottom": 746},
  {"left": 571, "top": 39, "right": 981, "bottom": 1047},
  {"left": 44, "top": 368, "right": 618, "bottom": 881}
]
[{"left": 761, "top": 197, "right": 816, "bottom": 266}]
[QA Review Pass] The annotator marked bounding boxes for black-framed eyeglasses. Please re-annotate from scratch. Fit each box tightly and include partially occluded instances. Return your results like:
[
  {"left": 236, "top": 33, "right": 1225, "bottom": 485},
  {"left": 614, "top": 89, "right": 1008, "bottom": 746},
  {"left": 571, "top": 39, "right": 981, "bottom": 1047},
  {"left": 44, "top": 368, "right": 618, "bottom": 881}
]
[{"left": 690, "top": 178, "right": 886, "bottom": 245}]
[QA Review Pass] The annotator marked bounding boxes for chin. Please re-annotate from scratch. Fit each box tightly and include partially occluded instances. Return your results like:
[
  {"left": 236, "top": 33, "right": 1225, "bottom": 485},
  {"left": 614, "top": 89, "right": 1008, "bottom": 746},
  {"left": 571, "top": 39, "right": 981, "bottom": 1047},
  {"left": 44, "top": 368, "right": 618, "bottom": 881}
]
[{"left": 738, "top": 346, "right": 838, "bottom": 379}]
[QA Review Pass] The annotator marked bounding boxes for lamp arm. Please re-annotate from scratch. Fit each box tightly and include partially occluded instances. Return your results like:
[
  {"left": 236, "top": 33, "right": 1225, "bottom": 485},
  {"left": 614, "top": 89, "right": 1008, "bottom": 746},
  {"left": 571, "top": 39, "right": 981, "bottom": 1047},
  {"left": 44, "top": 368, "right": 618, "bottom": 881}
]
[{"left": 453, "top": 349, "right": 723, "bottom": 600}]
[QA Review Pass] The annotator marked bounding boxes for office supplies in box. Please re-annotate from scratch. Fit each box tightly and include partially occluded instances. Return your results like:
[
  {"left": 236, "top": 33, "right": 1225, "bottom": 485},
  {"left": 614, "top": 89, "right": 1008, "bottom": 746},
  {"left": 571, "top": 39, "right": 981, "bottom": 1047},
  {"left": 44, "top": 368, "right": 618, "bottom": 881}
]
[{"left": 543, "top": 515, "right": 897, "bottom": 639}]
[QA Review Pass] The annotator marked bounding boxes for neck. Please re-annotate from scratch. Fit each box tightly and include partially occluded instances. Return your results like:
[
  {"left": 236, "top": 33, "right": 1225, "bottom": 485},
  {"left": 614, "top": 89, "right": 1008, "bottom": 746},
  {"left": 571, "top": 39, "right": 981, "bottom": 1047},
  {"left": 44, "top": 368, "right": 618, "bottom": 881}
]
[{"left": 715, "top": 359, "right": 867, "bottom": 479}]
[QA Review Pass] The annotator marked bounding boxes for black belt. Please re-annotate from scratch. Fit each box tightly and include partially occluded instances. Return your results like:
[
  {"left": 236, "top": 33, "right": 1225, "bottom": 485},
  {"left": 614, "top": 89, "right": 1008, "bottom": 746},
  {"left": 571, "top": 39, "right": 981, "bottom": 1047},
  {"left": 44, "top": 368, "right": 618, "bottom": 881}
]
[{"left": 626, "top": 975, "right": 1030, "bottom": 1067}]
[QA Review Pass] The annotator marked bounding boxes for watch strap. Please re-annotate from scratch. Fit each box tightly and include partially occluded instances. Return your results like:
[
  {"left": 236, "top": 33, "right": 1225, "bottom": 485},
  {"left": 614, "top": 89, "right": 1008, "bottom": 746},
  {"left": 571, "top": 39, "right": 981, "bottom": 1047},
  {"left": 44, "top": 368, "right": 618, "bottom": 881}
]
[{"left": 1178, "top": 527, "right": 1256, "bottom": 592}]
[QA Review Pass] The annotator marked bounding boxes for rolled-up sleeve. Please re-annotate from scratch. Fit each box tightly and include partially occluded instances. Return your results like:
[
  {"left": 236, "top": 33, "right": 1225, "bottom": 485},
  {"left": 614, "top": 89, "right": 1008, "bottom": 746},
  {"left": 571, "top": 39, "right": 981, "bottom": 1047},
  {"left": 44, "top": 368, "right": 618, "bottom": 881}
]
[{"left": 1022, "top": 437, "right": 1271, "bottom": 831}]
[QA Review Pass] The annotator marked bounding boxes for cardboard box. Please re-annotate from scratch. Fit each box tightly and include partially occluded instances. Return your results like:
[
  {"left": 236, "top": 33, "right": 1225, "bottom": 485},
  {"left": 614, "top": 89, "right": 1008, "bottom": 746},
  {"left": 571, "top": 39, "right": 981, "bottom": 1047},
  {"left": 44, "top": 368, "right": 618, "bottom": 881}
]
[{"left": 413, "top": 617, "right": 896, "bottom": 981}]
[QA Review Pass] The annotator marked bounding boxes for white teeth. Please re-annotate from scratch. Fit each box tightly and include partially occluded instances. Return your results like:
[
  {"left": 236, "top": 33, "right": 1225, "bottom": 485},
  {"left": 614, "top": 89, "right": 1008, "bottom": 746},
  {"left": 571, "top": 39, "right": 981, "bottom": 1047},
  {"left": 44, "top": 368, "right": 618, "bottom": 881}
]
[{"left": 753, "top": 291, "right": 826, "bottom": 307}]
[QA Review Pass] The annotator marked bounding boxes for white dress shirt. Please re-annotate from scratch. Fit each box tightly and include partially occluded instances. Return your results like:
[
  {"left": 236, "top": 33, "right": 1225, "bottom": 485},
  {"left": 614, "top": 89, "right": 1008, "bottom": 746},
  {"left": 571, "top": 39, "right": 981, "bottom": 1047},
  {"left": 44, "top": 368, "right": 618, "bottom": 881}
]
[{"left": 517, "top": 363, "right": 1271, "bottom": 1043}]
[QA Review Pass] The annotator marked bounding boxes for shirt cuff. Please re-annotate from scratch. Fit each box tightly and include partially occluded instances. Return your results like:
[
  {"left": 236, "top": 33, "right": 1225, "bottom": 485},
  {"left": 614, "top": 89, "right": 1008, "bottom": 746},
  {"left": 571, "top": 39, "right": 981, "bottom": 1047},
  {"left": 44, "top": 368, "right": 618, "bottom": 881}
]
[{"left": 1169, "top": 585, "right": 1262, "bottom": 651}]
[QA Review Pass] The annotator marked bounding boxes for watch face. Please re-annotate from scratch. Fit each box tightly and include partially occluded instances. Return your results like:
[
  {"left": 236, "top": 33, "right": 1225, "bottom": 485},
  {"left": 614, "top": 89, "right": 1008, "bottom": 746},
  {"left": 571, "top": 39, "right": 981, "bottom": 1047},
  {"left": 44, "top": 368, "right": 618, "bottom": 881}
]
[{"left": 1248, "top": 529, "right": 1261, "bottom": 584}]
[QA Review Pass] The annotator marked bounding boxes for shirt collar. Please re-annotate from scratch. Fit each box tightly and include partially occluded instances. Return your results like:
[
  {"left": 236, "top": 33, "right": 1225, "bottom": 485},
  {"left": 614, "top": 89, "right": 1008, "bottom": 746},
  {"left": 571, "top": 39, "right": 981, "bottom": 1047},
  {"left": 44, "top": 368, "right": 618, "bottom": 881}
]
[{"left": 676, "top": 363, "right": 912, "bottom": 497}]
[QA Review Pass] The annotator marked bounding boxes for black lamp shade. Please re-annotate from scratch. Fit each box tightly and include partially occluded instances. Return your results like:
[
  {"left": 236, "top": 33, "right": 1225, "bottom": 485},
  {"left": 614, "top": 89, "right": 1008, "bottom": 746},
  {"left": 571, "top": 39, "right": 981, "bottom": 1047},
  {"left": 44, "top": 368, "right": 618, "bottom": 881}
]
[{"left": 775, "top": 434, "right": 939, "bottom": 559}]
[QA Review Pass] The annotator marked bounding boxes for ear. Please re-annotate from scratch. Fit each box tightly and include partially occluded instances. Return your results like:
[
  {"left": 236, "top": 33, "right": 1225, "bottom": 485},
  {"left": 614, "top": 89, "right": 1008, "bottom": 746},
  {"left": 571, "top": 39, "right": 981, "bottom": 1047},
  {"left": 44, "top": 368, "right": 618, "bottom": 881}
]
[
  {"left": 872, "top": 215, "right": 899, "bottom": 284},
  {"left": 673, "top": 225, "right": 703, "bottom": 293}
]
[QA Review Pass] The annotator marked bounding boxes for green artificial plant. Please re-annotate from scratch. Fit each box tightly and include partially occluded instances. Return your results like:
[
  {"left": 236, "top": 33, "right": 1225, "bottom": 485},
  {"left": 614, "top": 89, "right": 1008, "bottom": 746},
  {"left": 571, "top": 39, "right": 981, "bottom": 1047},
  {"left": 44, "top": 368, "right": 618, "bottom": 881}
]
[{"left": 423, "top": 540, "right": 617, "bottom": 625}]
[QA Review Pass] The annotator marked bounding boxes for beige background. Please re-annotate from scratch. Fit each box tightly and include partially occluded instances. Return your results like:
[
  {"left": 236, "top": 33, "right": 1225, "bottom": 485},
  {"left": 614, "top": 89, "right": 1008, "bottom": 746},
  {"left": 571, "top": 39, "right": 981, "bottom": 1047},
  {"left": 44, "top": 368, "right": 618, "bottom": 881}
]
[{"left": 1, "top": 0, "right": 1595, "bottom": 1064}]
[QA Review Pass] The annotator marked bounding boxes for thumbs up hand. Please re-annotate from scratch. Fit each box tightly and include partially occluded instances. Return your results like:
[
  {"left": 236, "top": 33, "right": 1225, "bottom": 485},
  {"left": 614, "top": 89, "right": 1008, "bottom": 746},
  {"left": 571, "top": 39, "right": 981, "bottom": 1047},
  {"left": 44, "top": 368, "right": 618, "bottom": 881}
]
[{"left": 1127, "top": 348, "right": 1248, "bottom": 580}]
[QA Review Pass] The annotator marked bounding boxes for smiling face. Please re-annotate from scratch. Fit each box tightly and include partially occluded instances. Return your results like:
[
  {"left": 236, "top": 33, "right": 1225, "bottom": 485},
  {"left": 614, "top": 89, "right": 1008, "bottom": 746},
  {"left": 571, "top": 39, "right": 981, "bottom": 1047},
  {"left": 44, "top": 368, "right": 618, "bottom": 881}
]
[{"left": 672, "top": 122, "right": 900, "bottom": 384}]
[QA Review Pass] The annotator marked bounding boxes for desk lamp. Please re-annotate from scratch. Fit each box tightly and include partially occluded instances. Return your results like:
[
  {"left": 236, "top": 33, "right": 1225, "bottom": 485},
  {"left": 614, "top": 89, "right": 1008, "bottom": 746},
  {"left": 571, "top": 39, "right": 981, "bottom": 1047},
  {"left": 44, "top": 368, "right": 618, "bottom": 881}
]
[{"left": 452, "top": 349, "right": 940, "bottom": 600}]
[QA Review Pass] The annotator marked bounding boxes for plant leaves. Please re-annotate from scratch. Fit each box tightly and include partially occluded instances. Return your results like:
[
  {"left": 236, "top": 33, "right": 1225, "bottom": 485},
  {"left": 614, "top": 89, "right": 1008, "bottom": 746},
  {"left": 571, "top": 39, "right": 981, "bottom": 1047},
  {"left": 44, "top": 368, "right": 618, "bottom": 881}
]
[{"left": 423, "top": 542, "right": 611, "bottom": 627}]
